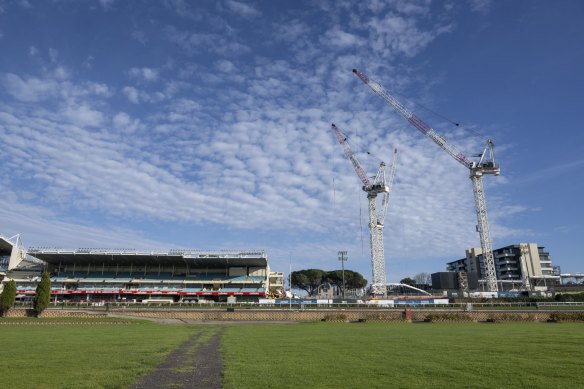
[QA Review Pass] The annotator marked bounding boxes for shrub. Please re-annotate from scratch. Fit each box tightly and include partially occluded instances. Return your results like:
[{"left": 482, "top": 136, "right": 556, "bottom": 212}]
[
  {"left": 548, "top": 312, "right": 584, "bottom": 322},
  {"left": 424, "top": 313, "right": 472, "bottom": 322},
  {"left": 33, "top": 271, "right": 51, "bottom": 315},
  {"left": 0, "top": 280, "right": 17, "bottom": 316},
  {"left": 322, "top": 313, "right": 348, "bottom": 322}
]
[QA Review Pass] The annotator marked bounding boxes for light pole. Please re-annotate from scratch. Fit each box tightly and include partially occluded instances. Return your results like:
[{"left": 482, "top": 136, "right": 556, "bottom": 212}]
[{"left": 338, "top": 250, "right": 348, "bottom": 299}]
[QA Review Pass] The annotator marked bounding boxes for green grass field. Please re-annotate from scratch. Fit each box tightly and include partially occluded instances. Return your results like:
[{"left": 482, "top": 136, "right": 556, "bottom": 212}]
[
  {"left": 221, "top": 322, "right": 584, "bottom": 389},
  {"left": 0, "top": 319, "right": 582, "bottom": 388},
  {"left": 0, "top": 319, "right": 198, "bottom": 389}
]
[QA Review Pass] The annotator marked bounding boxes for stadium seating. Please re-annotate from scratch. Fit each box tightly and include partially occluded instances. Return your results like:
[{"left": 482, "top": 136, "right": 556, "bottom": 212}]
[
  {"left": 181, "top": 287, "right": 202, "bottom": 292},
  {"left": 221, "top": 287, "right": 242, "bottom": 293}
]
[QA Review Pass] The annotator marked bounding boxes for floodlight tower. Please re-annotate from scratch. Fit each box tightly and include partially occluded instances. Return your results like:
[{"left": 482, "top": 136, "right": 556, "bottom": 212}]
[
  {"left": 338, "top": 250, "right": 348, "bottom": 298},
  {"left": 353, "top": 68, "right": 500, "bottom": 292},
  {"left": 331, "top": 123, "right": 398, "bottom": 297}
]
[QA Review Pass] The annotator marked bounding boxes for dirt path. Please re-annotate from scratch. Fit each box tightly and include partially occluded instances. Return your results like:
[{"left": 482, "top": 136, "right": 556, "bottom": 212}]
[{"left": 132, "top": 330, "right": 223, "bottom": 389}]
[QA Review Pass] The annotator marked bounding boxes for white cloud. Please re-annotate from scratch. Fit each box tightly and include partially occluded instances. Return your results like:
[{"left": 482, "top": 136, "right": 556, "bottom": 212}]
[
  {"left": 99, "top": 0, "right": 116, "bottom": 11},
  {"left": 367, "top": 14, "right": 435, "bottom": 58},
  {"left": 113, "top": 112, "right": 140, "bottom": 133},
  {"left": 0, "top": 200, "right": 172, "bottom": 250},
  {"left": 163, "top": 0, "right": 203, "bottom": 20},
  {"left": 1, "top": 73, "right": 58, "bottom": 102},
  {"left": 224, "top": 0, "right": 261, "bottom": 19},
  {"left": 468, "top": 0, "right": 491, "bottom": 13},
  {"left": 215, "top": 59, "right": 236, "bottom": 73},
  {"left": 1, "top": 69, "right": 111, "bottom": 103},
  {"left": 18, "top": 0, "right": 32, "bottom": 8},
  {"left": 62, "top": 104, "right": 104, "bottom": 127},
  {"left": 53, "top": 66, "right": 69, "bottom": 80},
  {"left": 274, "top": 20, "right": 310, "bottom": 42},
  {"left": 323, "top": 28, "right": 364, "bottom": 48},
  {"left": 48, "top": 47, "right": 59, "bottom": 63},
  {"left": 129, "top": 67, "right": 159, "bottom": 82},
  {"left": 82, "top": 55, "right": 95, "bottom": 69},
  {"left": 131, "top": 30, "right": 148, "bottom": 45},
  {"left": 165, "top": 26, "right": 251, "bottom": 56},
  {"left": 123, "top": 86, "right": 140, "bottom": 103}
]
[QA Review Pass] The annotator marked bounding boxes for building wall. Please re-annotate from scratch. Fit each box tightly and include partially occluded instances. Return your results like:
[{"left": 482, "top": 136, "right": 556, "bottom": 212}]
[
  {"left": 446, "top": 243, "right": 559, "bottom": 291},
  {"left": 523, "top": 243, "right": 542, "bottom": 278}
]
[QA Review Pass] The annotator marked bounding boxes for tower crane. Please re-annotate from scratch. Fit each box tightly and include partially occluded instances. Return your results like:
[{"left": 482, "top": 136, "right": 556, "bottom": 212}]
[
  {"left": 353, "top": 68, "right": 500, "bottom": 292},
  {"left": 331, "top": 123, "right": 398, "bottom": 297}
]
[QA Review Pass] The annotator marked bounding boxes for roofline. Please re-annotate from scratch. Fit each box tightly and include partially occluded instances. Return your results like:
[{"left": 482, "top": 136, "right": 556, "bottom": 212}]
[{"left": 28, "top": 248, "right": 266, "bottom": 258}]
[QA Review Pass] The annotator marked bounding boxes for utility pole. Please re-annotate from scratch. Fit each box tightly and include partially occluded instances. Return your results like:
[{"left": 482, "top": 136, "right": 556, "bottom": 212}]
[{"left": 338, "top": 250, "right": 348, "bottom": 299}]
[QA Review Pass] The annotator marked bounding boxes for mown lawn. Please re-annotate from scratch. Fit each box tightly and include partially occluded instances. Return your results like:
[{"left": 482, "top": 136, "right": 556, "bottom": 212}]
[
  {"left": 0, "top": 318, "right": 198, "bottom": 389},
  {"left": 2, "top": 319, "right": 583, "bottom": 388},
  {"left": 221, "top": 322, "right": 584, "bottom": 389}
]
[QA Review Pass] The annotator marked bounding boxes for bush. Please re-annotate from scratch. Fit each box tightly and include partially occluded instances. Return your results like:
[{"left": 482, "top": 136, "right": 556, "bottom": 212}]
[
  {"left": 322, "top": 313, "right": 348, "bottom": 322},
  {"left": 490, "top": 313, "right": 524, "bottom": 322},
  {"left": 0, "top": 280, "right": 17, "bottom": 316},
  {"left": 424, "top": 313, "right": 472, "bottom": 322},
  {"left": 33, "top": 271, "right": 51, "bottom": 315},
  {"left": 548, "top": 312, "right": 584, "bottom": 322},
  {"left": 554, "top": 292, "right": 584, "bottom": 302}
]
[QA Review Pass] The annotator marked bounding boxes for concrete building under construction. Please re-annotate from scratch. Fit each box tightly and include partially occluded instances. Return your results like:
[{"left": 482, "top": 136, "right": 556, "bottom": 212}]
[{"left": 446, "top": 243, "right": 560, "bottom": 292}]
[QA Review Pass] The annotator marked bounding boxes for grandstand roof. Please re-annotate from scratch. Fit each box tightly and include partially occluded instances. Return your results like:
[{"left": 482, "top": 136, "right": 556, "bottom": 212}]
[
  {"left": 27, "top": 249, "right": 268, "bottom": 267},
  {"left": 0, "top": 235, "right": 15, "bottom": 256}
]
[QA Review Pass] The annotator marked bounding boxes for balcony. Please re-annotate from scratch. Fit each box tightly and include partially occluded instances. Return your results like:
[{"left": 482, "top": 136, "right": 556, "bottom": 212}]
[
  {"left": 497, "top": 266, "right": 519, "bottom": 272},
  {"left": 495, "top": 253, "right": 516, "bottom": 258}
]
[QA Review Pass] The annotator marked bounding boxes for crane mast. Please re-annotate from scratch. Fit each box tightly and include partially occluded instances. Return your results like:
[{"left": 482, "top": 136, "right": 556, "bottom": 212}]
[
  {"left": 353, "top": 68, "right": 500, "bottom": 292},
  {"left": 331, "top": 124, "right": 398, "bottom": 297}
]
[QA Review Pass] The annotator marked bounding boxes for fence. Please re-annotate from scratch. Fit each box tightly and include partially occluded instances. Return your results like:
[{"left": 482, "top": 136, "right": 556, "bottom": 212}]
[
  {"left": 4, "top": 308, "right": 584, "bottom": 322},
  {"left": 10, "top": 300, "right": 584, "bottom": 311}
]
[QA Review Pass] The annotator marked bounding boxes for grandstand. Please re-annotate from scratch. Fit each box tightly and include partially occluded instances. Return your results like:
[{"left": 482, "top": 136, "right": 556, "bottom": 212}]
[{"left": 4, "top": 246, "right": 284, "bottom": 303}]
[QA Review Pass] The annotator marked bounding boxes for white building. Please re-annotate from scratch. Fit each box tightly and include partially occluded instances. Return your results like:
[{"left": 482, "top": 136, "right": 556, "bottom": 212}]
[{"left": 447, "top": 243, "right": 560, "bottom": 292}]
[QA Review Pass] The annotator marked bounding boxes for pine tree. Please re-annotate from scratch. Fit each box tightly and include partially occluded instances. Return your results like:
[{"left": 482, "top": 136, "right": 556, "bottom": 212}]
[
  {"left": 33, "top": 271, "right": 51, "bottom": 315},
  {"left": 0, "top": 280, "right": 17, "bottom": 316}
]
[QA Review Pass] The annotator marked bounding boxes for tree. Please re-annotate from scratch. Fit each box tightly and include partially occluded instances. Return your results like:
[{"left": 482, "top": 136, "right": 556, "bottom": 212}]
[
  {"left": 34, "top": 271, "right": 51, "bottom": 315},
  {"left": 292, "top": 269, "right": 368, "bottom": 296},
  {"left": 0, "top": 280, "right": 17, "bottom": 316},
  {"left": 326, "top": 270, "right": 368, "bottom": 295},
  {"left": 346, "top": 270, "right": 368, "bottom": 290},
  {"left": 291, "top": 269, "right": 326, "bottom": 296},
  {"left": 400, "top": 277, "right": 416, "bottom": 287},
  {"left": 414, "top": 272, "right": 431, "bottom": 285}
]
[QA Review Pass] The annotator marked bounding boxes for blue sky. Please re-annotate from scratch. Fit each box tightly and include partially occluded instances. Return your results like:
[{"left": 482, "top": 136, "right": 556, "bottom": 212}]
[{"left": 0, "top": 0, "right": 582, "bottom": 282}]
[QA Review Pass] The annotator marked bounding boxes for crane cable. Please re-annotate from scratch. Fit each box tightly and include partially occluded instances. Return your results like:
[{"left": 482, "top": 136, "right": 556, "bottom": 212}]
[{"left": 392, "top": 89, "right": 488, "bottom": 140}]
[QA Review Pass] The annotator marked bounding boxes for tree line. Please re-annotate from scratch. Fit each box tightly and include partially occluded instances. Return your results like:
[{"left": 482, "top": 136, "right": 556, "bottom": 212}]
[{"left": 291, "top": 269, "right": 367, "bottom": 296}]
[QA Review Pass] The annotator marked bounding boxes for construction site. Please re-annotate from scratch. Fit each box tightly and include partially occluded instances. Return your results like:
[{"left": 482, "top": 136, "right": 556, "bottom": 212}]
[{"left": 329, "top": 69, "right": 571, "bottom": 300}]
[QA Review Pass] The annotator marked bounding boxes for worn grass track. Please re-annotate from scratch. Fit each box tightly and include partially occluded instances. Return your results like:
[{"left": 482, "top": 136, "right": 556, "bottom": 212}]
[{"left": 132, "top": 327, "right": 222, "bottom": 389}]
